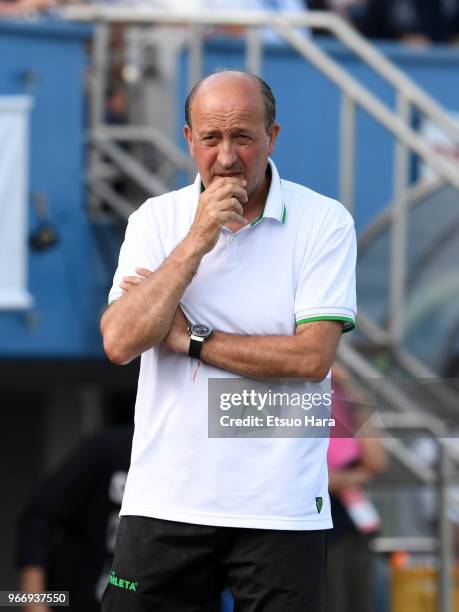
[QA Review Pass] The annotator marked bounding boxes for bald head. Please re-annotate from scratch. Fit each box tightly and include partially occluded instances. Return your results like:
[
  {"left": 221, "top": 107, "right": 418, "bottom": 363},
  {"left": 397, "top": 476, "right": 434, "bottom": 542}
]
[{"left": 185, "top": 70, "right": 276, "bottom": 133}]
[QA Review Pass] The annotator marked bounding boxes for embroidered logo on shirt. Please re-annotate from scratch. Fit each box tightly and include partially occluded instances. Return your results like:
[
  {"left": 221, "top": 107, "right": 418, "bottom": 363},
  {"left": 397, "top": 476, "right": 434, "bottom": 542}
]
[{"left": 316, "top": 497, "right": 323, "bottom": 514}]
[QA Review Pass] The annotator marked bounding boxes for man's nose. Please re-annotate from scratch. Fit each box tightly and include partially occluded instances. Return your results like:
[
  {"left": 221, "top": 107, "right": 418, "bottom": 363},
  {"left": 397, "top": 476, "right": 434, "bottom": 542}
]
[{"left": 217, "top": 141, "right": 238, "bottom": 168}]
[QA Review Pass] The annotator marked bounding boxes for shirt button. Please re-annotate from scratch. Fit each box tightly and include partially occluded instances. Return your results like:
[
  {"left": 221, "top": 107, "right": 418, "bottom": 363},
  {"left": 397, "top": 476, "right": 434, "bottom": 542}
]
[{"left": 230, "top": 237, "right": 236, "bottom": 244}]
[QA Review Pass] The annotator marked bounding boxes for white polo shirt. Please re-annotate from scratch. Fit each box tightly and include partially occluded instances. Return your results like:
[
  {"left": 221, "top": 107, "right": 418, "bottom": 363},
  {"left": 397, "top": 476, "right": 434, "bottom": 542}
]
[{"left": 108, "top": 159, "right": 356, "bottom": 530}]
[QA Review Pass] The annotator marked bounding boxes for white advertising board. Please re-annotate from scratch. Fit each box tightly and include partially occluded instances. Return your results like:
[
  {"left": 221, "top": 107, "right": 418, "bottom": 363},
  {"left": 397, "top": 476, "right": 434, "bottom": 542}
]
[{"left": 0, "top": 96, "right": 33, "bottom": 310}]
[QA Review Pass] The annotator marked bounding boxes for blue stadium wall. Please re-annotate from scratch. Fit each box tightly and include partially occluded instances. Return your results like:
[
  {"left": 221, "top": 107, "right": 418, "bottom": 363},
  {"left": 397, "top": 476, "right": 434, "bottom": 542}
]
[{"left": 1, "top": 20, "right": 458, "bottom": 359}]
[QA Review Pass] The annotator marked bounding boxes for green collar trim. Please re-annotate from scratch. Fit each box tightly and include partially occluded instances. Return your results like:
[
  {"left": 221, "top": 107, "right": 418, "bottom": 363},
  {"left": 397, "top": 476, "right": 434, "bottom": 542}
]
[
  {"left": 249, "top": 204, "right": 286, "bottom": 227},
  {"left": 250, "top": 207, "right": 265, "bottom": 227},
  {"left": 281, "top": 203, "right": 287, "bottom": 224}
]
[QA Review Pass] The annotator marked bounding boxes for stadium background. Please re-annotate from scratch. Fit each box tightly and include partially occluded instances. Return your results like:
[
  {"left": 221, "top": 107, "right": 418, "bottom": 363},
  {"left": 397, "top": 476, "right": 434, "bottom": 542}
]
[{"left": 1, "top": 3, "right": 459, "bottom": 610}]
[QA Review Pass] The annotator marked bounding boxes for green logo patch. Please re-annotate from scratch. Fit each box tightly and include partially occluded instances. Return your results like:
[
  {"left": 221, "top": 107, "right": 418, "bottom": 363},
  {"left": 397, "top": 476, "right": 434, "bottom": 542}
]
[
  {"left": 315, "top": 496, "right": 323, "bottom": 514},
  {"left": 109, "top": 571, "right": 138, "bottom": 592}
]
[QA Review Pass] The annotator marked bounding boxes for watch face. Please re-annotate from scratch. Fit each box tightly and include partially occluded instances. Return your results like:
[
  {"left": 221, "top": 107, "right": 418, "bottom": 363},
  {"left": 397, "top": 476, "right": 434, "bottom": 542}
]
[{"left": 190, "top": 324, "right": 212, "bottom": 339}]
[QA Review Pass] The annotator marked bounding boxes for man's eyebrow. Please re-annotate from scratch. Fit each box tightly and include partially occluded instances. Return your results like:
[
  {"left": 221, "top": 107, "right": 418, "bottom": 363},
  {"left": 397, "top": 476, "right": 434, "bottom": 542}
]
[{"left": 199, "top": 130, "right": 220, "bottom": 137}]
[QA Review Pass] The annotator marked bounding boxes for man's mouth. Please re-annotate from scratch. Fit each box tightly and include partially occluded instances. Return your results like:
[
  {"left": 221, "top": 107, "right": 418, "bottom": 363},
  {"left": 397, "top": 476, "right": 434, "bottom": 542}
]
[{"left": 215, "top": 173, "right": 245, "bottom": 179}]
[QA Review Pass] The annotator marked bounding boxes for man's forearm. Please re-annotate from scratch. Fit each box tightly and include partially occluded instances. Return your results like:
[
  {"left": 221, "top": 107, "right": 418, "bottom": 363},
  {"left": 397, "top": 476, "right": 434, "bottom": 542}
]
[
  {"left": 20, "top": 566, "right": 52, "bottom": 612},
  {"left": 199, "top": 327, "right": 339, "bottom": 380},
  {"left": 101, "top": 237, "right": 204, "bottom": 365}
]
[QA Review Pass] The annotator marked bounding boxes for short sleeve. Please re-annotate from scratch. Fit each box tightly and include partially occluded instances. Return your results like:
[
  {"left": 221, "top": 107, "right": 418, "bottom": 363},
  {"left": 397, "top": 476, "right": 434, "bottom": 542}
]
[
  {"left": 108, "top": 201, "right": 165, "bottom": 305},
  {"left": 294, "top": 206, "right": 357, "bottom": 333}
]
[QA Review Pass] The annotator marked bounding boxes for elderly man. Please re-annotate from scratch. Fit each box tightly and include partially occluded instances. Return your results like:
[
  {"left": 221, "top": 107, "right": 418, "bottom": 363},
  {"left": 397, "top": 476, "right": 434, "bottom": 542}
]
[{"left": 101, "top": 70, "right": 356, "bottom": 611}]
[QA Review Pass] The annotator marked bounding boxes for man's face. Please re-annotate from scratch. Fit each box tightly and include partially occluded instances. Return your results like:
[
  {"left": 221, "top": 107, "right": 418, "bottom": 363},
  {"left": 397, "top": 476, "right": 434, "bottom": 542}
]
[{"left": 183, "top": 74, "right": 280, "bottom": 200}]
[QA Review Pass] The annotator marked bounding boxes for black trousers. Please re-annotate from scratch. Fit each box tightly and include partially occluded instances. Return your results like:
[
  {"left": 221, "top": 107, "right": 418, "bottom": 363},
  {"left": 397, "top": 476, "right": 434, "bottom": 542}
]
[{"left": 101, "top": 515, "right": 327, "bottom": 612}]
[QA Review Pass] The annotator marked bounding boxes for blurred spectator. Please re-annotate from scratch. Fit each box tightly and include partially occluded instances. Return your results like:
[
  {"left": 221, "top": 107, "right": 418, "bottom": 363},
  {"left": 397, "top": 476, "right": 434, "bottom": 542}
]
[
  {"left": 304, "top": 0, "right": 368, "bottom": 37},
  {"left": 199, "top": 0, "right": 309, "bottom": 42},
  {"left": 307, "top": 0, "right": 365, "bottom": 19},
  {"left": 194, "top": 0, "right": 307, "bottom": 11},
  {"left": 0, "top": 0, "right": 54, "bottom": 18},
  {"left": 327, "top": 364, "right": 387, "bottom": 612},
  {"left": 17, "top": 425, "right": 133, "bottom": 612},
  {"left": 106, "top": 82, "right": 128, "bottom": 125},
  {"left": 358, "top": 0, "right": 459, "bottom": 46}
]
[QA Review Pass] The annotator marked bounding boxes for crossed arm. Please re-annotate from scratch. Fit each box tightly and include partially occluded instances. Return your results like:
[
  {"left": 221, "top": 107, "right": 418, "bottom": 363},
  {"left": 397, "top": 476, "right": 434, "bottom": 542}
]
[
  {"left": 203, "top": 322, "right": 342, "bottom": 380},
  {"left": 163, "top": 302, "right": 342, "bottom": 380},
  {"left": 101, "top": 262, "right": 342, "bottom": 380}
]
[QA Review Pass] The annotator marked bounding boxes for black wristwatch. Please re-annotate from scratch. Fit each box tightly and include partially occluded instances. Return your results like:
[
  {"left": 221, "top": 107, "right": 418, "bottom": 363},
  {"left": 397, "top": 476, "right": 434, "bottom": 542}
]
[{"left": 188, "top": 324, "right": 213, "bottom": 360}]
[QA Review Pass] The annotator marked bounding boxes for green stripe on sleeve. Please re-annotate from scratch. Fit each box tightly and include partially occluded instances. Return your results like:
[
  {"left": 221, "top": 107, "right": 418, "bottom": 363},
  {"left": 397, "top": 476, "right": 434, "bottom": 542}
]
[{"left": 296, "top": 316, "right": 355, "bottom": 333}]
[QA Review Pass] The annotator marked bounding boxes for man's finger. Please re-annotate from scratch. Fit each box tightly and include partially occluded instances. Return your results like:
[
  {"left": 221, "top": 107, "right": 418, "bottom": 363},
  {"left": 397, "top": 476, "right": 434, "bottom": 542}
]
[
  {"left": 135, "top": 267, "right": 153, "bottom": 278},
  {"left": 212, "top": 182, "right": 248, "bottom": 204},
  {"left": 203, "top": 197, "right": 245, "bottom": 217},
  {"left": 122, "top": 276, "right": 141, "bottom": 285},
  {"left": 218, "top": 211, "right": 248, "bottom": 227},
  {"left": 207, "top": 176, "right": 246, "bottom": 192}
]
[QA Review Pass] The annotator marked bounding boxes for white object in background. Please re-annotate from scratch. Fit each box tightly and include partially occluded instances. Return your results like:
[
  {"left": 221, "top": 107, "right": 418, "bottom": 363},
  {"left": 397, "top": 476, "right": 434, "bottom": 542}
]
[
  {"left": 0, "top": 96, "right": 33, "bottom": 310},
  {"left": 340, "top": 488, "right": 381, "bottom": 533},
  {"left": 420, "top": 113, "right": 459, "bottom": 180}
]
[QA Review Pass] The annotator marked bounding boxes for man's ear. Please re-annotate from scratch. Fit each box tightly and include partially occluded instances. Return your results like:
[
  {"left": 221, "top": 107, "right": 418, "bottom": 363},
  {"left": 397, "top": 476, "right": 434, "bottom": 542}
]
[
  {"left": 183, "top": 124, "right": 194, "bottom": 156},
  {"left": 267, "top": 123, "right": 281, "bottom": 155}
]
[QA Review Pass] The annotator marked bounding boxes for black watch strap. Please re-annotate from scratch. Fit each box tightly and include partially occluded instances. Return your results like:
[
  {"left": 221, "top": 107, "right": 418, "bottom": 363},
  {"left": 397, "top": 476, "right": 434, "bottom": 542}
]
[{"left": 189, "top": 336, "right": 205, "bottom": 360}]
